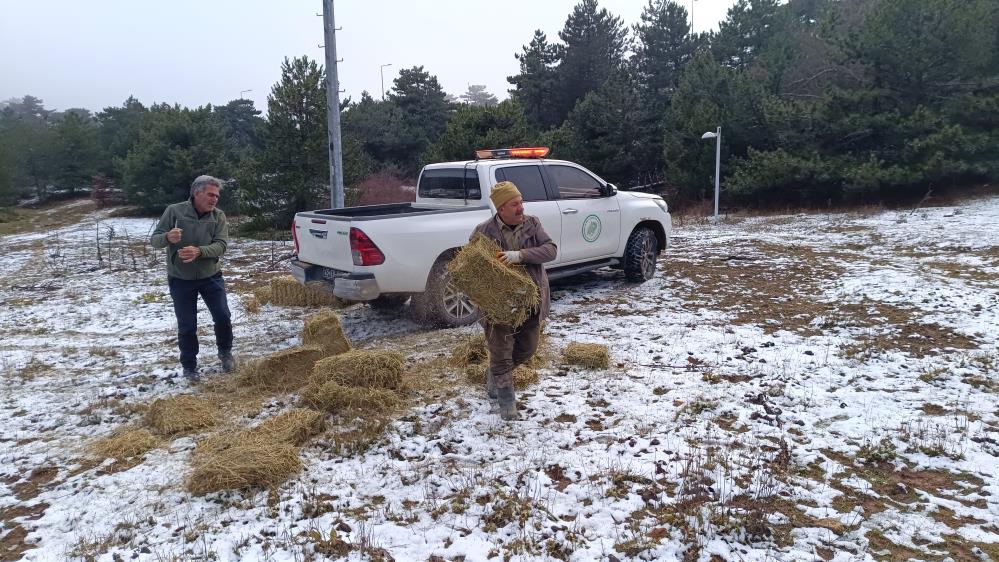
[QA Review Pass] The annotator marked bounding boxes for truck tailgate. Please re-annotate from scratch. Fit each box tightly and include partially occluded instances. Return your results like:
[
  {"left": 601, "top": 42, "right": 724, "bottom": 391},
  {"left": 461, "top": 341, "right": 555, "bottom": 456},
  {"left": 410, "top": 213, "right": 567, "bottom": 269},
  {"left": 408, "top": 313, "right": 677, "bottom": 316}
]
[{"left": 294, "top": 215, "right": 354, "bottom": 271}]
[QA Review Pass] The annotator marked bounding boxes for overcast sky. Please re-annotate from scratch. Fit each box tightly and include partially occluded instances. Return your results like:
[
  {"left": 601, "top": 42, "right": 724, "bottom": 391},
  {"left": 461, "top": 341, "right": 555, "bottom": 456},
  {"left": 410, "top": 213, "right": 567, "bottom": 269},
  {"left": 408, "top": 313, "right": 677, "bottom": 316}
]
[{"left": 0, "top": 0, "right": 738, "bottom": 115}]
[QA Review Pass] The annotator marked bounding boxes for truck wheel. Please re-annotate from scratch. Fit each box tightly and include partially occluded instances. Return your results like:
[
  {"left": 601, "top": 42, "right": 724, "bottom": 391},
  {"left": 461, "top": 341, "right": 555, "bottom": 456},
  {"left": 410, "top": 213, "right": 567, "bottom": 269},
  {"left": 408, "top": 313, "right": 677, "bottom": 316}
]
[
  {"left": 623, "top": 227, "right": 659, "bottom": 282},
  {"left": 369, "top": 294, "right": 409, "bottom": 310},
  {"left": 410, "top": 258, "right": 480, "bottom": 327}
]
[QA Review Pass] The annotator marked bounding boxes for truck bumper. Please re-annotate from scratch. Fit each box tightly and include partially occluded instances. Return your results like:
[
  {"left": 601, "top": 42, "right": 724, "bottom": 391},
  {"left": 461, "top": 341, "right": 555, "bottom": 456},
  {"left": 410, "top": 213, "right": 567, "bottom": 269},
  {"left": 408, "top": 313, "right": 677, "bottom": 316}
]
[{"left": 289, "top": 259, "right": 380, "bottom": 301}]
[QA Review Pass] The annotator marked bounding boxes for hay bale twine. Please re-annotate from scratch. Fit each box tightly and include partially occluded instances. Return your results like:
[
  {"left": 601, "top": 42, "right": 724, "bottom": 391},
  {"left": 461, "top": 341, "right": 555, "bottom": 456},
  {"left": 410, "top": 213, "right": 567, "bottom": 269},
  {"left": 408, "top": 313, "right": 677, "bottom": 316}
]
[
  {"left": 237, "top": 346, "right": 324, "bottom": 391},
  {"left": 301, "top": 309, "right": 352, "bottom": 356},
  {"left": 91, "top": 429, "right": 158, "bottom": 460},
  {"left": 563, "top": 342, "right": 610, "bottom": 369},
  {"left": 448, "top": 235, "right": 539, "bottom": 327},
  {"left": 186, "top": 432, "right": 301, "bottom": 495},
  {"left": 270, "top": 276, "right": 342, "bottom": 307},
  {"left": 145, "top": 395, "right": 219, "bottom": 435},
  {"left": 301, "top": 381, "right": 401, "bottom": 413},
  {"left": 450, "top": 335, "right": 487, "bottom": 367},
  {"left": 249, "top": 408, "right": 325, "bottom": 446},
  {"left": 464, "top": 364, "right": 538, "bottom": 389},
  {"left": 311, "top": 350, "right": 404, "bottom": 389}
]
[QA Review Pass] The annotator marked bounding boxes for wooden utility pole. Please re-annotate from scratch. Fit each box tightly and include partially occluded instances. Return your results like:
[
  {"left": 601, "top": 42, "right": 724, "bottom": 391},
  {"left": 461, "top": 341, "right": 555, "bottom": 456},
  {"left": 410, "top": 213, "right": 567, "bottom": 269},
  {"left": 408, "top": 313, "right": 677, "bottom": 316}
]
[{"left": 322, "top": 0, "right": 344, "bottom": 208}]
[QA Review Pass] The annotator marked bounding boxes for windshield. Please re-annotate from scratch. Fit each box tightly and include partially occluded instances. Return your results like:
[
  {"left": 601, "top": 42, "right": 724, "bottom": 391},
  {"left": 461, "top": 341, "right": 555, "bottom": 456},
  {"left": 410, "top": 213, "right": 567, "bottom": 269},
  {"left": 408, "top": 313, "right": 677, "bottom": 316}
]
[{"left": 418, "top": 168, "right": 481, "bottom": 199}]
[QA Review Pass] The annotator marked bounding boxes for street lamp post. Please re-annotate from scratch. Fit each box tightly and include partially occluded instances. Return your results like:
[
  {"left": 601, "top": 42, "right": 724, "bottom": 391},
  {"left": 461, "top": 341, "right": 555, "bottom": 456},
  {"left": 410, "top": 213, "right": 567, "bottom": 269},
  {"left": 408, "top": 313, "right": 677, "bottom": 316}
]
[
  {"left": 701, "top": 126, "right": 721, "bottom": 220},
  {"left": 380, "top": 63, "right": 392, "bottom": 101},
  {"left": 239, "top": 89, "right": 252, "bottom": 100}
]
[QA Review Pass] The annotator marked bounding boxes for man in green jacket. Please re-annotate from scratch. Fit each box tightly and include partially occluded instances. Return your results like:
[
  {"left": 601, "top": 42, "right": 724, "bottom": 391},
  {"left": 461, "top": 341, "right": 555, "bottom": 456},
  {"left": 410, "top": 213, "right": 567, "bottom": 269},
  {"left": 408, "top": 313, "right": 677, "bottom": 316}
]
[{"left": 150, "top": 175, "right": 234, "bottom": 380}]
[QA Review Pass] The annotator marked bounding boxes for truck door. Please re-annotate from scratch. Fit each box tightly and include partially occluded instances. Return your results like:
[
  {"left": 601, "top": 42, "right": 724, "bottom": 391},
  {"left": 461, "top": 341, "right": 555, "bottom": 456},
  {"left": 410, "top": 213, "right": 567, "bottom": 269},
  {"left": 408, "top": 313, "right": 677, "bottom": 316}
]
[
  {"left": 494, "top": 164, "right": 562, "bottom": 265},
  {"left": 546, "top": 164, "right": 621, "bottom": 263}
]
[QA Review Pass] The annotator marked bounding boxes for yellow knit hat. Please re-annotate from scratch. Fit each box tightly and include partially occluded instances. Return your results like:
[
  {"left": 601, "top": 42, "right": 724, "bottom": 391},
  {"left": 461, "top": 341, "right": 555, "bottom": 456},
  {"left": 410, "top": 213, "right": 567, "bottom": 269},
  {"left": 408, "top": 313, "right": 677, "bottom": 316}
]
[{"left": 490, "top": 181, "right": 522, "bottom": 209}]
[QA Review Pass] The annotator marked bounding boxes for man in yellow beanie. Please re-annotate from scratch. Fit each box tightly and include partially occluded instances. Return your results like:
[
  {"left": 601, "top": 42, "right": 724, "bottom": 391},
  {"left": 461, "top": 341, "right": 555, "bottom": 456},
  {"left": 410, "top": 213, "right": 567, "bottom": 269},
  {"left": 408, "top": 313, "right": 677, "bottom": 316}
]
[{"left": 470, "top": 181, "right": 557, "bottom": 420}]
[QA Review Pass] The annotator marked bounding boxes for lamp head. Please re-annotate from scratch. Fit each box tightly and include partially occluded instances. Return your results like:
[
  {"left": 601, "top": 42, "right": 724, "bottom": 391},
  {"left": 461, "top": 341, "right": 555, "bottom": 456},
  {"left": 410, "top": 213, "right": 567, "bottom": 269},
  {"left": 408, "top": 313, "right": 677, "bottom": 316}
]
[{"left": 701, "top": 131, "right": 717, "bottom": 139}]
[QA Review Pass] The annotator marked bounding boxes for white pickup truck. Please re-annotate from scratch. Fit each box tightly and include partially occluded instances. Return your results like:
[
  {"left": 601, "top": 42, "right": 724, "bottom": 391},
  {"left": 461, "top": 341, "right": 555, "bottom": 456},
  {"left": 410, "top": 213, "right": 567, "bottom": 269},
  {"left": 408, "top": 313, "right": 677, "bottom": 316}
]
[{"left": 290, "top": 148, "right": 672, "bottom": 326}]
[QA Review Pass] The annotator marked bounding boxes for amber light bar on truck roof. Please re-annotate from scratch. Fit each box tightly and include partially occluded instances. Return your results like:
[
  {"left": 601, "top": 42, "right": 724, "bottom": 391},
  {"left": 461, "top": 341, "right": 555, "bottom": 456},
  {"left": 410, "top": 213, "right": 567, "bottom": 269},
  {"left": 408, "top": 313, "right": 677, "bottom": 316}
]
[{"left": 474, "top": 147, "right": 550, "bottom": 160}]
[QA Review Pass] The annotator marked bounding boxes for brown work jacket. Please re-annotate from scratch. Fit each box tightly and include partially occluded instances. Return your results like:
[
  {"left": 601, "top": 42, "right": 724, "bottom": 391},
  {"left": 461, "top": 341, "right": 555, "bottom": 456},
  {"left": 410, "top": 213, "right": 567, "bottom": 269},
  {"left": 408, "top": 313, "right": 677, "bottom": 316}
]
[{"left": 471, "top": 214, "right": 558, "bottom": 323}]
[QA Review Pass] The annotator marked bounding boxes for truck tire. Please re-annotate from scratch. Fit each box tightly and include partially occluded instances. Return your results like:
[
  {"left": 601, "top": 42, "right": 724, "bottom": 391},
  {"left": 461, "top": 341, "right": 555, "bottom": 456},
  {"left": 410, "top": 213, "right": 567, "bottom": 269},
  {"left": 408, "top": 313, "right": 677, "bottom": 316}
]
[
  {"left": 369, "top": 294, "right": 409, "bottom": 310},
  {"left": 409, "top": 258, "right": 480, "bottom": 327},
  {"left": 623, "top": 227, "right": 659, "bottom": 282}
]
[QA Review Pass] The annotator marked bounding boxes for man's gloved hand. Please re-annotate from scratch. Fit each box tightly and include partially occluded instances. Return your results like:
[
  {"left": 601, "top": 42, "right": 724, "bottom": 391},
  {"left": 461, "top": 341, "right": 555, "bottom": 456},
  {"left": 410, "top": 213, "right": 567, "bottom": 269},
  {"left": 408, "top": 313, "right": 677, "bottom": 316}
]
[{"left": 496, "top": 250, "right": 523, "bottom": 265}]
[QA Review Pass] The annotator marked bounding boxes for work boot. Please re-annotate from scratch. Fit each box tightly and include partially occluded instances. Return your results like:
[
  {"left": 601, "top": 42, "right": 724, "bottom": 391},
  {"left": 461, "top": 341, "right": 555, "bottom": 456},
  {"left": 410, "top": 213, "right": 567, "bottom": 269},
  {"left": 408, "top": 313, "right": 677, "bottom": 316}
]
[
  {"left": 219, "top": 351, "right": 237, "bottom": 374},
  {"left": 182, "top": 365, "right": 200, "bottom": 381},
  {"left": 485, "top": 367, "right": 499, "bottom": 413},
  {"left": 497, "top": 386, "right": 519, "bottom": 421}
]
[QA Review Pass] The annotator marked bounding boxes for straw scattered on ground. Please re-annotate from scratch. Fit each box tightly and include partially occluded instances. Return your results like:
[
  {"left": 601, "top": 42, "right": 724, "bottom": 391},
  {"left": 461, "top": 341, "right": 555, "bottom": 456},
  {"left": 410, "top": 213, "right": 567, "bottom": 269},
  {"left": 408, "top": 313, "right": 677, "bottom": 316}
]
[
  {"left": 186, "top": 432, "right": 301, "bottom": 495},
  {"left": 450, "top": 335, "right": 488, "bottom": 367},
  {"left": 248, "top": 408, "right": 326, "bottom": 446},
  {"left": 242, "top": 294, "right": 262, "bottom": 314},
  {"left": 301, "top": 381, "right": 402, "bottom": 414},
  {"left": 269, "top": 276, "right": 342, "bottom": 307},
  {"left": 311, "top": 350, "right": 405, "bottom": 389},
  {"left": 90, "top": 429, "right": 158, "bottom": 461},
  {"left": 145, "top": 395, "right": 220, "bottom": 435},
  {"left": 301, "top": 309, "right": 352, "bottom": 356},
  {"left": 563, "top": 342, "right": 611, "bottom": 369},
  {"left": 464, "top": 363, "right": 540, "bottom": 390},
  {"left": 253, "top": 285, "right": 272, "bottom": 305},
  {"left": 236, "top": 345, "right": 324, "bottom": 392},
  {"left": 448, "top": 235, "right": 539, "bottom": 327}
]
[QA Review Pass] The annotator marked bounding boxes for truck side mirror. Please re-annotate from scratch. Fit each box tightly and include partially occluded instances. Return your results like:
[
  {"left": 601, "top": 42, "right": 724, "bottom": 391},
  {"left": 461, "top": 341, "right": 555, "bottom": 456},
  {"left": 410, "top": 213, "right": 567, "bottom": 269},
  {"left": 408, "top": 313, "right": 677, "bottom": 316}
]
[{"left": 603, "top": 183, "right": 618, "bottom": 197}]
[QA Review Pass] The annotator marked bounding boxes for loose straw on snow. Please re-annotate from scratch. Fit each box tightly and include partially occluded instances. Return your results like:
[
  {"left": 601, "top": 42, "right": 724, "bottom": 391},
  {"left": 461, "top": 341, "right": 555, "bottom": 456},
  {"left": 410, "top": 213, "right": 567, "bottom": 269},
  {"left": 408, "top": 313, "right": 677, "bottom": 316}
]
[
  {"left": 145, "top": 395, "right": 219, "bottom": 435},
  {"left": 91, "top": 429, "right": 158, "bottom": 461}
]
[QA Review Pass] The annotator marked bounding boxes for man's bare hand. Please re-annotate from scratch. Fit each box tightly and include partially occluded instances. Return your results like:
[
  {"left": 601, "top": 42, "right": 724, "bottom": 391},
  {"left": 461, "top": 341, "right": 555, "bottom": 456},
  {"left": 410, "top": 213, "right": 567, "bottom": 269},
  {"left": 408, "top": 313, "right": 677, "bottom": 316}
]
[
  {"left": 178, "top": 245, "right": 201, "bottom": 263},
  {"left": 166, "top": 227, "right": 183, "bottom": 244}
]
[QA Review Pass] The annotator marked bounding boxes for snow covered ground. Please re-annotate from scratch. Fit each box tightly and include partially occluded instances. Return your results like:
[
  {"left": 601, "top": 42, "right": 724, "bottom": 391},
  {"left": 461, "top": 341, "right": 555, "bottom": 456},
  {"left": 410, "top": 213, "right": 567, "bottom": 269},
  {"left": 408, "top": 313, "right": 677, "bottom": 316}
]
[{"left": 1, "top": 195, "right": 997, "bottom": 562}]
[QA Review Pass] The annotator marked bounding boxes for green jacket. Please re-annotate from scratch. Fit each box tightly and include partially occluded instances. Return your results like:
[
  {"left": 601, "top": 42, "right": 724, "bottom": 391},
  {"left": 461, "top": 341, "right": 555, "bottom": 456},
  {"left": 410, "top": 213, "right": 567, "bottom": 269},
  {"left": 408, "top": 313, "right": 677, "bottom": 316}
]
[{"left": 150, "top": 200, "right": 229, "bottom": 280}]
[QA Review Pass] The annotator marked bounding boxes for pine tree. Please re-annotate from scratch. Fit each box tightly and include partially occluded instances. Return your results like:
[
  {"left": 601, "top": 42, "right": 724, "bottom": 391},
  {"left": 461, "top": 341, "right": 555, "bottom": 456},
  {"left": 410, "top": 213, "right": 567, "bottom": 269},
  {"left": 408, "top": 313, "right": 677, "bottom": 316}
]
[
  {"left": 555, "top": 0, "right": 628, "bottom": 124},
  {"left": 712, "top": 0, "right": 782, "bottom": 71},
  {"left": 96, "top": 96, "right": 150, "bottom": 180},
  {"left": 52, "top": 110, "right": 99, "bottom": 193},
  {"left": 240, "top": 56, "right": 328, "bottom": 226},
  {"left": 423, "top": 100, "right": 534, "bottom": 164},
  {"left": 508, "top": 30, "right": 561, "bottom": 130},
  {"left": 387, "top": 66, "right": 451, "bottom": 174},
  {"left": 459, "top": 85, "right": 499, "bottom": 107}
]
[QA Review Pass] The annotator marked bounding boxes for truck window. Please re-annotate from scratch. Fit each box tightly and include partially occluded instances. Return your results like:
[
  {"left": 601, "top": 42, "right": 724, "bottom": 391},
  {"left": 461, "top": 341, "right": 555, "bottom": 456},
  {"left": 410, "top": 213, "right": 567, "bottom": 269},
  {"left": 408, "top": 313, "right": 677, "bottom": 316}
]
[
  {"left": 419, "top": 168, "right": 481, "bottom": 199},
  {"left": 548, "top": 165, "right": 603, "bottom": 199},
  {"left": 494, "top": 165, "right": 548, "bottom": 202}
]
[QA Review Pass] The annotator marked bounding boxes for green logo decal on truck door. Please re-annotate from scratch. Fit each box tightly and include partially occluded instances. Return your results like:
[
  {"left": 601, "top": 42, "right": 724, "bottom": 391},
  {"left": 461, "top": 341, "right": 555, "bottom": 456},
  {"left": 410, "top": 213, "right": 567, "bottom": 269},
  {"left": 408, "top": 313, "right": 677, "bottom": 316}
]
[{"left": 582, "top": 214, "right": 602, "bottom": 242}]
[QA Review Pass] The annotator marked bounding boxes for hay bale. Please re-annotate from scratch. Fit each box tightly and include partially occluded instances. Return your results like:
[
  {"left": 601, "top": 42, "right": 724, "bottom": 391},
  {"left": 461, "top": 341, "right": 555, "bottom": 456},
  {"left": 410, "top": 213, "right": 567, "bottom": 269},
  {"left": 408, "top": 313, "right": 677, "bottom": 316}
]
[
  {"left": 311, "top": 350, "right": 404, "bottom": 389},
  {"left": 301, "top": 309, "right": 352, "bottom": 356},
  {"left": 563, "top": 342, "right": 610, "bottom": 369},
  {"left": 91, "top": 429, "right": 158, "bottom": 460},
  {"left": 249, "top": 408, "right": 325, "bottom": 446},
  {"left": 237, "top": 346, "right": 324, "bottom": 391},
  {"left": 448, "top": 235, "right": 539, "bottom": 327},
  {"left": 145, "top": 395, "right": 219, "bottom": 435},
  {"left": 254, "top": 285, "right": 272, "bottom": 305},
  {"left": 463, "top": 364, "right": 539, "bottom": 389},
  {"left": 450, "top": 335, "right": 488, "bottom": 367},
  {"left": 186, "top": 432, "right": 301, "bottom": 495},
  {"left": 269, "top": 276, "right": 342, "bottom": 307},
  {"left": 301, "top": 381, "right": 401, "bottom": 413},
  {"left": 242, "top": 294, "right": 261, "bottom": 314}
]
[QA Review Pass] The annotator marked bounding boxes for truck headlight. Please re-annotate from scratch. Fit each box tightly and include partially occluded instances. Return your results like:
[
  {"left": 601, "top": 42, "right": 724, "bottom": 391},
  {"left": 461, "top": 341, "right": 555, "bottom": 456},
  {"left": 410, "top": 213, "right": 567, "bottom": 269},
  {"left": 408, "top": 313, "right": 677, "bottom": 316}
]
[{"left": 653, "top": 198, "right": 668, "bottom": 213}]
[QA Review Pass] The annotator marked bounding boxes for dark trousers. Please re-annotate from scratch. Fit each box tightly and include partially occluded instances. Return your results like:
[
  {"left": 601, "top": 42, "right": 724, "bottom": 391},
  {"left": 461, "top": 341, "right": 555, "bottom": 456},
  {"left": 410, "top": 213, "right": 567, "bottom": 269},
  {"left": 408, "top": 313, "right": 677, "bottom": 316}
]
[
  {"left": 168, "top": 273, "right": 233, "bottom": 370},
  {"left": 483, "top": 312, "right": 542, "bottom": 389}
]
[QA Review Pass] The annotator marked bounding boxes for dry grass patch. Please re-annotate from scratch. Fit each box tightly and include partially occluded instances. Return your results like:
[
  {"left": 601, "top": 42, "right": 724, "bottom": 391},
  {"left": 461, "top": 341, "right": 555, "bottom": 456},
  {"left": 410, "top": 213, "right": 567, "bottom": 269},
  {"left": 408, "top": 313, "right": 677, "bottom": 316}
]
[
  {"left": 450, "top": 335, "right": 488, "bottom": 367},
  {"left": 301, "top": 309, "right": 352, "bottom": 356},
  {"left": 241, "top": 294, "right": 261, "bottom": 314},
  {"left": 249, "top": 408, "right": 326, "bottom": 446},
  {"left": 448, "top": 234, "right": 539, "bottom": 327},
  {"left": 145, "top": 395, "right": 219, "bottom": 435},
  {"left": 236, "top": 345, "right": 324, "bottom": 392},
  {"left": 311, "top": 350, "right": 404, "bottom": 389},
  {"left": 186, "top": 432, "right": 301, "bottom": 495},
  {"left": 269, "top": 276, "right": 342, "bottom": 307},
  {"left": 90, "top": 429, "right": 158, "bottom": 461},
  {"left": 563, "top": 342, "right": 610, "bottom": 369}
]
